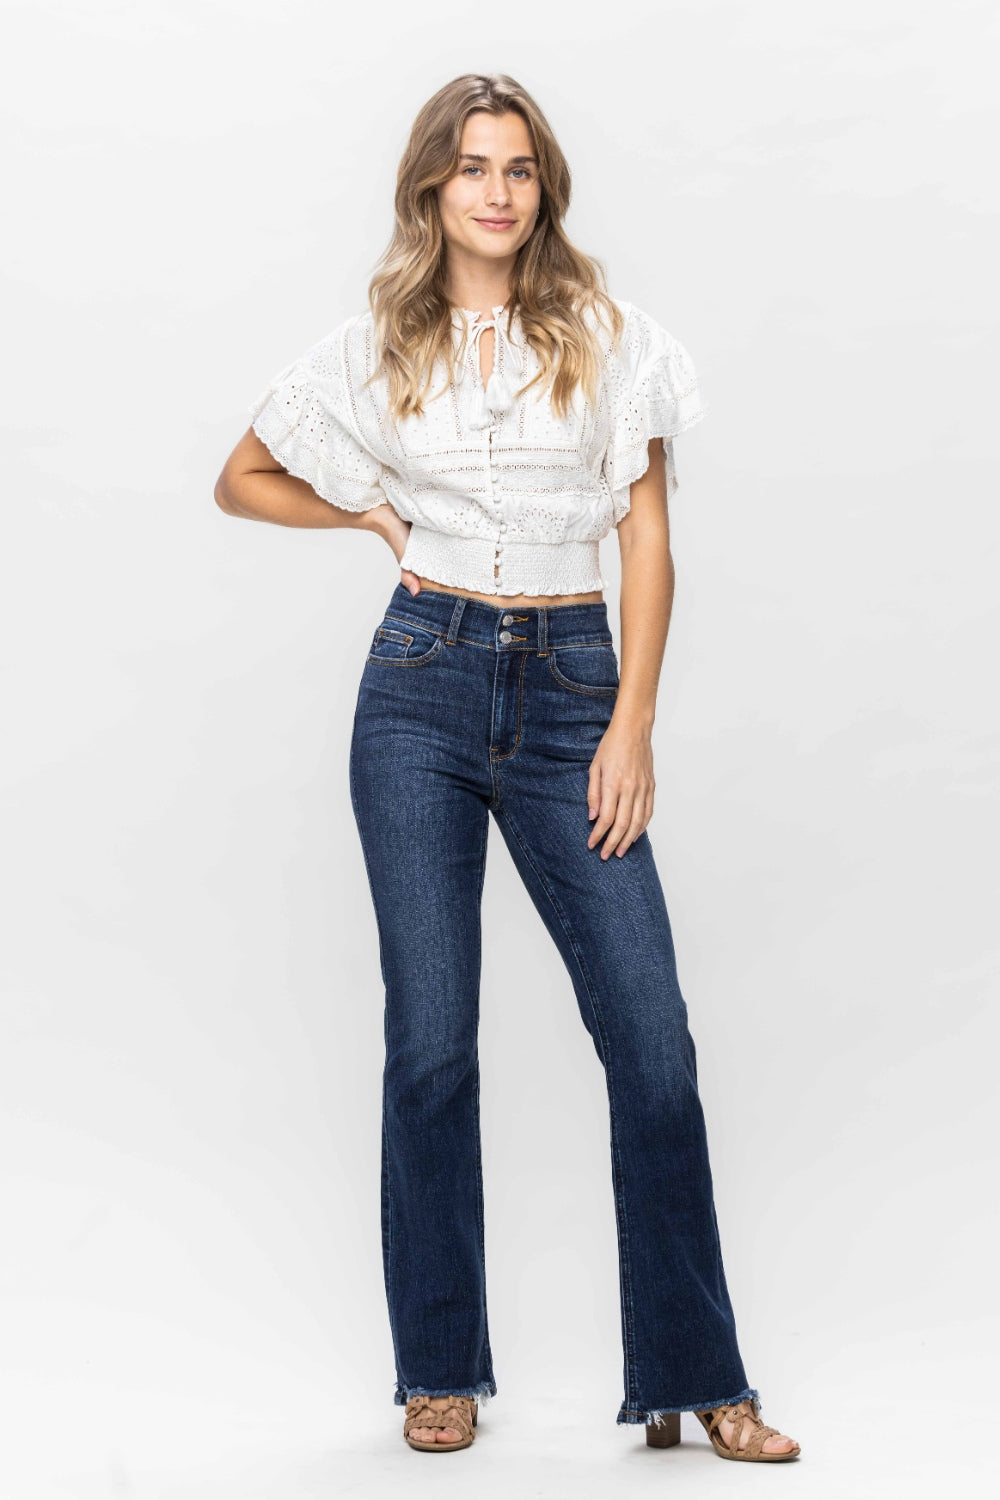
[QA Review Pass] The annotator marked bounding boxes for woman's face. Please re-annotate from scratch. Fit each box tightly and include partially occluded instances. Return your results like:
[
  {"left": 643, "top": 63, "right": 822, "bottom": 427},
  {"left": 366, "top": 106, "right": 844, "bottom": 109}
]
[{"left": 436, "top": 110, "right": 542, "bottom": 276}]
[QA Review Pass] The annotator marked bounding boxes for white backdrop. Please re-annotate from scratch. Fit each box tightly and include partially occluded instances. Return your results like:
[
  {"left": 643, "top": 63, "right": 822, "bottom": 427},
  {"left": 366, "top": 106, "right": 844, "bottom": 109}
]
[{"left": 3, "top": 2, "right": 996, "bottom": 1496}]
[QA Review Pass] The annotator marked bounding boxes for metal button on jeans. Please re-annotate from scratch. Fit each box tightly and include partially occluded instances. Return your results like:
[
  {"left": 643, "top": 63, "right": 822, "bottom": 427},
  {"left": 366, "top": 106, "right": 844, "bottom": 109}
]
[
  {"left": 501, "top": 614, "right": 513, "bottom": 625},
  {"left": 499, "top": 630, "right": 512, "bottom": 643}
]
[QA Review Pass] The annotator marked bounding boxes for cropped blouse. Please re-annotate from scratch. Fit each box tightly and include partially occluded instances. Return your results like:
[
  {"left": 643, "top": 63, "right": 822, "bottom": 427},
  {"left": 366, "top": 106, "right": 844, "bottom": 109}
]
[{"left": 247, "top": 297, "right": 707, "bottom": 596}]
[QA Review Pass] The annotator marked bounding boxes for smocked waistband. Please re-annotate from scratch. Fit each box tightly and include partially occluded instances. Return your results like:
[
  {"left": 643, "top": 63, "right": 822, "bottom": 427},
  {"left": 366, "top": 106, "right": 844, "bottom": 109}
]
[{"left": 399, "top": 524, "right": 608, "bottom": 598}]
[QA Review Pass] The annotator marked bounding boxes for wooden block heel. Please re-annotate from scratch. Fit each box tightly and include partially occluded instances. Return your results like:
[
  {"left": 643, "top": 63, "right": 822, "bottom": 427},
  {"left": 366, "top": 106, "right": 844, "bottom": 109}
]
[{"left": 645, "top": 1412, "right": 681, "bottom": 1447}]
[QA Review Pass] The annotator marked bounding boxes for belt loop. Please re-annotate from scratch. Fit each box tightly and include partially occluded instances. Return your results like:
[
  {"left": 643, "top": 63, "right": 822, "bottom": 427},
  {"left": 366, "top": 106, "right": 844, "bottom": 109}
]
[
  {"left": 537, "top": 605, "right": 548, "bottom": 657},
  {"left": 446, "top": 595, "right": 467, "bottom": 645}
]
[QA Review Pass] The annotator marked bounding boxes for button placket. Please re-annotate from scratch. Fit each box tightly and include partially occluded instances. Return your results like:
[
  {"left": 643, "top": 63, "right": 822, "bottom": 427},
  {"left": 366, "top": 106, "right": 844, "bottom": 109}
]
[{"left": 487, "top": 419, "right": 505, "bottom": 589}]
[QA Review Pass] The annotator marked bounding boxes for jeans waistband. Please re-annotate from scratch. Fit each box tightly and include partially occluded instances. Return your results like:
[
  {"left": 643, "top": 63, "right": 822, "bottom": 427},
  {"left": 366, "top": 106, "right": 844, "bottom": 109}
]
[{"left": 381, "top": 581, "right": 613, "bottom": 652}]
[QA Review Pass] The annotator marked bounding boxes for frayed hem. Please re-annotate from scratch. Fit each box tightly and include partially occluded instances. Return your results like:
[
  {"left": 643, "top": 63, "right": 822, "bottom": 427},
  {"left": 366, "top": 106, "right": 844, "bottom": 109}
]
[
  {"left": 617, "top": 1386, "right": 760, "bottom": 1425},
  {"left": 394, "top": 1378, "right": 497, "bottom": 1408}
]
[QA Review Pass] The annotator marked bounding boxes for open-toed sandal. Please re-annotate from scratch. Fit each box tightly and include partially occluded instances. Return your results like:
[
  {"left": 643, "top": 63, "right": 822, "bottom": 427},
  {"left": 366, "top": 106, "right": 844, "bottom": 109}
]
[
  {"left": 645, "top": 1399, "right": 799, "bottom": 1461},
  {"left": 403, "top": 1393, "right": 478, "bottom": 1452},
  {"left": 692, "top": 1398, "right": 800, "bottom": 1461}
]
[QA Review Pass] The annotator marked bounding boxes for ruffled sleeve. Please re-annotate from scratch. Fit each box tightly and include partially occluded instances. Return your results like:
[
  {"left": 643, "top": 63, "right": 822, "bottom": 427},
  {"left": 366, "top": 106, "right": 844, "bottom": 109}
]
[
  {"left": 248, "top": 325, "right": 389, "bottom": 512},
  {"left": 602, "top": 302, "right": 708, "bottom": 524}
]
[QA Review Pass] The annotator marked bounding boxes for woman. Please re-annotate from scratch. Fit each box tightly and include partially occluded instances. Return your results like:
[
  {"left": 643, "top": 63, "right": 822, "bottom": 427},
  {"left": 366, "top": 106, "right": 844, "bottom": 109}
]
[{"left": 215, "top": 73, "right": 800, "bottom": 1463}]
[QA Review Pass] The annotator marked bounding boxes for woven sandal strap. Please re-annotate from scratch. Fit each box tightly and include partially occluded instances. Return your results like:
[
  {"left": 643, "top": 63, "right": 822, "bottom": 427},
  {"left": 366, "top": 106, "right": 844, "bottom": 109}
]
[
  {"left": 720, "top": 1402, "right": 782, "bottom": 1458},
  {"left": 705, "top": 1406, "right": 728, "bottom": 1439},
  {"left": 405, "top": 1395, "right": 474, "bottom": 1413},
  {"left": 404, "top": 1394, "right": 474, "bottom": 1438},
  {"left": 704, "top": 1406, "right": 737, "bottom": 1449},
  {"left": 745, "top": 1418, "right": 780, "bottom": 1457},
  {"left": 705, "top": 1403, "right": 744, "bottom": 1455}
]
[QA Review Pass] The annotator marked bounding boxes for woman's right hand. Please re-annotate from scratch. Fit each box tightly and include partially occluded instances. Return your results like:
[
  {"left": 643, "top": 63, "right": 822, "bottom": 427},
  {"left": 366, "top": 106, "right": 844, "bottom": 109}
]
[{"left": 359, "top": 503, "right": 422, "bottom": 595}]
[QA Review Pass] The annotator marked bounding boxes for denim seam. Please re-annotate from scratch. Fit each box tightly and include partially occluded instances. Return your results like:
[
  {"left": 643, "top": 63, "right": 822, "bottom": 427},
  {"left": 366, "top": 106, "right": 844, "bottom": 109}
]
[
  {"left": 367, "top": 636, "right": 445, "bottom": 669},
  {"left": 378, "top": 620, "right": 614, "bottom": 655},
  {"left": 404, "top": 636, "right": 614, "bottom": 654},
  {"left": 489, "top": 650, "right": 528, "bottom": 763},
  {"left": 491, "top": 802, "right": 638, "bottom": 1407},
  {"left": 349, "top": 746, "right": 398, "bottom": 1365},
  {"left": 471, "top": 803, "right": 495, "bottom": 1385},
  {"left": 382, "top": 1091, "right": 394, "bottom": 1321},
  {"left": 547, "top": 651, "right": 620, "bottom": 697},
  {"left": 380, "top": 610, "right": 447, "bottom": 637},
  {"left": 446, "top": 596, "right": 467, "bottom": 643},
  {"left": 549, "top": 638, "right": 615, "bottom": 648}
]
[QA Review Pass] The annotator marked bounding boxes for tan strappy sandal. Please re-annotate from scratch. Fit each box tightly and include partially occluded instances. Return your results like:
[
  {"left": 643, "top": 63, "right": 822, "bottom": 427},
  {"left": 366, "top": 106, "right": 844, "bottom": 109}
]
[
  {"left": 403, "top": 1393, "right": 478, "bottom": 1452},
  {"left": 645, "top": 1399, "right": 799, "bottom": 1461},
  {"left": 694, "top": 1399, "right": 799, "bottom": 1460}
]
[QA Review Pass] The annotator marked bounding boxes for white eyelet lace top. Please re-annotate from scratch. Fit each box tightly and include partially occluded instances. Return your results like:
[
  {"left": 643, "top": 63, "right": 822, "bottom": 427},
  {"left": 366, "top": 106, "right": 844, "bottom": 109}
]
[{"left": 248, "top": 298, "right": 707, "bottom": 595}]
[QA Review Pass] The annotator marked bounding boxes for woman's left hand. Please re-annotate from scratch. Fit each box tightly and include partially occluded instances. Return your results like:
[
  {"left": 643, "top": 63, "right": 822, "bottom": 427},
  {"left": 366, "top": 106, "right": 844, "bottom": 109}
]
[
  {"left": 587, "top": 718, "right": 655, "bottom": 859},
  {"left": 359, "top": 504, "right": 422, "bottom": 594}
]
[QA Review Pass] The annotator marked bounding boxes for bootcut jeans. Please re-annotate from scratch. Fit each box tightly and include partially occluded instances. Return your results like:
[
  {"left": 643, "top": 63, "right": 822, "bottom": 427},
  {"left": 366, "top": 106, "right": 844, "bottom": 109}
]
[{"left": 348, "top": 580, "right": 760, "bottom": 1426}]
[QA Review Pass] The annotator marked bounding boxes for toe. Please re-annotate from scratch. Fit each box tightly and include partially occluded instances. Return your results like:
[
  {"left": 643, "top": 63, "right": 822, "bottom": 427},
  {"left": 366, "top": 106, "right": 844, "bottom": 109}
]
[{"left": 762, "top": 1434, "right": 796, "bottom": 1454}]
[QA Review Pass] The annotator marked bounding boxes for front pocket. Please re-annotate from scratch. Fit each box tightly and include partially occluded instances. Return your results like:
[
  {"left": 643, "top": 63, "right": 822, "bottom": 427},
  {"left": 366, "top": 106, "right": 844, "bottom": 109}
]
[
  {"left": 367, "top": 620, "right": 444, "bottom": 667},
  {"left": 548, "top": 642, "right": 620, "bottom": 696}
]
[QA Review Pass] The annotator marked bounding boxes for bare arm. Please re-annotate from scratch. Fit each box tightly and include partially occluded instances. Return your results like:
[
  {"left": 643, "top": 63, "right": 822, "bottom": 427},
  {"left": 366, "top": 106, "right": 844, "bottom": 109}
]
[
  {"left": 214, "top": 424, "right": 424, "bottom": 595},
  {"left": 614, "top": 435, "right": 673, "bottom": 732},
  {"left": 586, "top": 436, "right": 672, "bottom": 859},
  {"left": 214, "top": 425, "right": 385, "bottom": 530}
]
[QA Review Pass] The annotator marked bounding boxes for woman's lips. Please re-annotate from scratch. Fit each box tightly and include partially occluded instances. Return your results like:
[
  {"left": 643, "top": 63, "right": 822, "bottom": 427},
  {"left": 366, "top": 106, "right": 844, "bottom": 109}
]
[{"left": 475, "top": 218, "right": 516, "bottom": 230}]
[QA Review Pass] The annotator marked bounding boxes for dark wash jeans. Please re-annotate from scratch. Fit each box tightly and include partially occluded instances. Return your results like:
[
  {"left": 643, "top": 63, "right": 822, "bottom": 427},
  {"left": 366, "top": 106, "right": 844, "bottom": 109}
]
[{"left": 349, "top": 581, "right": 759, "bottom": 1426}]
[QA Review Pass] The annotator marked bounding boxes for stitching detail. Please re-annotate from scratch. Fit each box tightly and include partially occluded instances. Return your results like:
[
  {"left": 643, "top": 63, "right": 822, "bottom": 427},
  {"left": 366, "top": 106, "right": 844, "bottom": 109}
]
[
  {"left": 470, "top": 803, "right": 495, "bottom": 1385},
  {"left": 489, "top": 651, "right": 528, "bottom": 762},
  {"left": 367, "top": 635, "right": 445, "bottom": 668},
  {"left": 547, "top": 645, "right": 619, "bottom": 696}
]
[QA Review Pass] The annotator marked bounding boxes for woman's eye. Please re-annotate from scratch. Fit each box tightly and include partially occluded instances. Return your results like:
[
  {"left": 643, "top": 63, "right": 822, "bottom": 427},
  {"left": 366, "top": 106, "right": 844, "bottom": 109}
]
[{"left": 461, "top": 166, "right": 533, "bottom": 180}]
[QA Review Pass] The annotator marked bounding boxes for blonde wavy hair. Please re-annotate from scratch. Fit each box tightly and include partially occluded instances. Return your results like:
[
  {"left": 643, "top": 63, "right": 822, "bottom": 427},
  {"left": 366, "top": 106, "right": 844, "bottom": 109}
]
[{"left": 366, "top": 73, "right": 625, "bottom": 422}]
